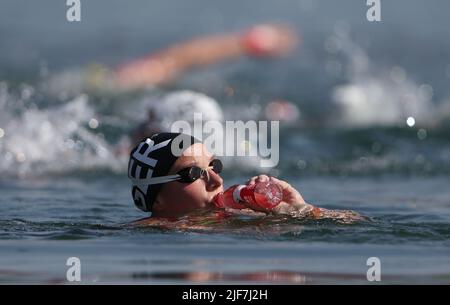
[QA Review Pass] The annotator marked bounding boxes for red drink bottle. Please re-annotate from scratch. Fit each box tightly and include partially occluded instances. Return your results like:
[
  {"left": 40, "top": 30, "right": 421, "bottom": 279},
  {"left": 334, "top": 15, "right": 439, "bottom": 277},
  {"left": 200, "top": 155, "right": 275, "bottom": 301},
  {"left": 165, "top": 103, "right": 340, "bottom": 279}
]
[{"left": 213, "top": 181, "right": 283, "bottom": 212}]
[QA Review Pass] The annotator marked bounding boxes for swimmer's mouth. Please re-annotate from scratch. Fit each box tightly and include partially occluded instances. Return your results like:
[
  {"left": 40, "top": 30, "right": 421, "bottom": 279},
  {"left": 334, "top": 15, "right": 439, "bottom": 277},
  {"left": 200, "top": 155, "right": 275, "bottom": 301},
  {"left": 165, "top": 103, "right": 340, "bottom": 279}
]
[
  {"left": 207, "top": 189, "right": 223, "bottom": 207},
  {"left": 206, "top": 196, "right": 217, "bottom": 207}
]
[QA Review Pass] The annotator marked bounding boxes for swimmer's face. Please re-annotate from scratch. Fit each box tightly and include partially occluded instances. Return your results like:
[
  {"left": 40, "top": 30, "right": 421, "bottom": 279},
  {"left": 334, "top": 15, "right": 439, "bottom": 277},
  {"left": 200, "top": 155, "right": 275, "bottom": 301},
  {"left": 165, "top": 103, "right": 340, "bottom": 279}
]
[{"left": 153, "top": 143, "right": 223, "bottom": 217}]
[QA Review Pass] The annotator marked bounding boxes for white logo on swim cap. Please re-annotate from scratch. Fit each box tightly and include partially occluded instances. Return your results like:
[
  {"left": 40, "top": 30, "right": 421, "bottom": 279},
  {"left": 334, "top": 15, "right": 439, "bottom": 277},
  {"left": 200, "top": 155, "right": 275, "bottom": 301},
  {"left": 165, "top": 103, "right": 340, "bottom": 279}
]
[{"left": 129, "top": 137, "right": 171, "bottom": 195}]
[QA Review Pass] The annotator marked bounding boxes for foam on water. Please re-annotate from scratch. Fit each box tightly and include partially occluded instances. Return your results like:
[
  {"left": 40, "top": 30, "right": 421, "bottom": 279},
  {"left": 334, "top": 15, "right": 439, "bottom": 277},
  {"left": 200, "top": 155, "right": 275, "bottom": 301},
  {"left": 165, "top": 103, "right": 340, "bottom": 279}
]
[
  {"left": 330, "top": 28, "right": 450, "bottom": 127},
  {"left": 0, "top": 82, "right": 123, "bottom": 177}
]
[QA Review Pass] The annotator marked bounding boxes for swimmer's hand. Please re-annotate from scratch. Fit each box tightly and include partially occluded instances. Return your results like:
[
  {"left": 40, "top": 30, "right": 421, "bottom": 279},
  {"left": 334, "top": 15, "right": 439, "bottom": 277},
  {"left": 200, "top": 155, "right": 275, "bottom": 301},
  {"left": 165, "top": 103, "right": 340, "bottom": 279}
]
[
  {"left": 246, "top": 175, "right": 314, "bottom": 216},
  {"left": 246, "top": 175, "right": 366, "bottom": 222},
  {"left": 242, "top": 24, "right": 298, "bottom": 58}
]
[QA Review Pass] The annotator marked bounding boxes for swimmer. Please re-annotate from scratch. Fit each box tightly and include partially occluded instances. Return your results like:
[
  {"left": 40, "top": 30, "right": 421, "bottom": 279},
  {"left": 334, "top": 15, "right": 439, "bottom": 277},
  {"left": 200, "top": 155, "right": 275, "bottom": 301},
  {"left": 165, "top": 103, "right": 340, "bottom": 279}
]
[
  {"left": 126, "top": 133, "right": 364, "bottom": 228},
  {"left": 74, "top": 23, "right": 298, "bottom": 92},
  {"left": 97, "top": 23, "right": 298, "bottom": 153},
  {"left": 129, "top": 90, "right": 224, "bottom": 147}
]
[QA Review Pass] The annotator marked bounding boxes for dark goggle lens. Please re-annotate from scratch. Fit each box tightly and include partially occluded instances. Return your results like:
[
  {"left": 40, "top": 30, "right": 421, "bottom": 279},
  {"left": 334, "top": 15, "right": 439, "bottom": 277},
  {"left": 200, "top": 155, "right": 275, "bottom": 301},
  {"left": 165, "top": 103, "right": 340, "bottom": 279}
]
[
  {"left": 176, "top": 167, "right": 201, "bottom": 183},
  {"left": 209, "top": 159, "right": 223, "bottom": 174},
  {"left": 187, "top": 166, "right": 202, "bottom": 182},
  {"left": 177, "top": 159, "right": 223, "bottom": 183}
]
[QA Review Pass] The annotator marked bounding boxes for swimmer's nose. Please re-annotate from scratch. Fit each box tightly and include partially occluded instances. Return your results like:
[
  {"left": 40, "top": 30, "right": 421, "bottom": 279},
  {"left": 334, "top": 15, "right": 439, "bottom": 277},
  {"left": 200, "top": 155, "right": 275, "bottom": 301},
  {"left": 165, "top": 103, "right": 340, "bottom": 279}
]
[{"left": 205, "top": 168, "right": 223, "bottom": 191}]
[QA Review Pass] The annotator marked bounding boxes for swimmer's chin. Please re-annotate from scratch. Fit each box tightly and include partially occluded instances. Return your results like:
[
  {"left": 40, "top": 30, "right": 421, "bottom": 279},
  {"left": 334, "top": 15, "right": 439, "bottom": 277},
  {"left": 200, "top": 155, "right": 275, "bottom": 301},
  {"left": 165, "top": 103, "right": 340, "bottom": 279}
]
[{"left": 206, "top": 189, "right": 223, "bottom": 208}]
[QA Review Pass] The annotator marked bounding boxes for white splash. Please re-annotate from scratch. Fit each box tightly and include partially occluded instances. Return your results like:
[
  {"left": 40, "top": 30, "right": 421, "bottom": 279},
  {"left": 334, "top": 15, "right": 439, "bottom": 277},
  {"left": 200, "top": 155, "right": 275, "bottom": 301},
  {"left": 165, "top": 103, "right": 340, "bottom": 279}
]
[
  {"left": 330, "top": 29, "right": 437, "bottom": 127},
  {"left": 0, "top": 84, "right": 123, "bottom": 177}
]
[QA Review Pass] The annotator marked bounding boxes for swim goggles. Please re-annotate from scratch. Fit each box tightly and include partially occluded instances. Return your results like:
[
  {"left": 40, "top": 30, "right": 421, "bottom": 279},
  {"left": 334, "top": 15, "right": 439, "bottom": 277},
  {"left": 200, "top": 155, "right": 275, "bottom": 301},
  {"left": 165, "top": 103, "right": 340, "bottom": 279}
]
[{"left": 130, "top": 159, "right": 223, "bottom": 186}]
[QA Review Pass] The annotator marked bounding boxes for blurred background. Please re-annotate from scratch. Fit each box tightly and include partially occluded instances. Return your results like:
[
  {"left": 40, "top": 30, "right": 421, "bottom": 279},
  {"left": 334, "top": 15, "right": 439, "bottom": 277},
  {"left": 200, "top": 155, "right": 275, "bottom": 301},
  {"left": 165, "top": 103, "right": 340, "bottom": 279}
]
[
  {"left": 1, "top": 0, "right": 450, "bottom": 284},
  {"left": 1, "top": 0, "right": 450, "bottom": 177}
]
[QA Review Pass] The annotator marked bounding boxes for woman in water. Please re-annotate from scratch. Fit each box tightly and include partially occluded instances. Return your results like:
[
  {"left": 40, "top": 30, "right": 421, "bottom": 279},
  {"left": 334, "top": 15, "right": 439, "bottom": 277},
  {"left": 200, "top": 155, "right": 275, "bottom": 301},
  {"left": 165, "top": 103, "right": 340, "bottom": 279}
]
[{"left": 127, "top": 133, "right": 364, "bottom": 228}]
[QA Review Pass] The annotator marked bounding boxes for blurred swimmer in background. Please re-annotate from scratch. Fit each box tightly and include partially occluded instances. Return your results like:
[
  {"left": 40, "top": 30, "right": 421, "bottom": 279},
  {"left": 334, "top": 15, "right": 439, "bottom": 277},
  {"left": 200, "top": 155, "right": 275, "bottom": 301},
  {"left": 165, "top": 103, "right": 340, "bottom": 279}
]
[
  {"left": 49, "top": 23, "right": 297, "bottom": 94},
  {"left": 32, "top": 23, "right": 300, "bottom": 168},
  {"left": 83, "top": 23, "right": 300, "bottom": 152},
  {"left": 113, "top": 23, "right": 298, "bottom": 90}
]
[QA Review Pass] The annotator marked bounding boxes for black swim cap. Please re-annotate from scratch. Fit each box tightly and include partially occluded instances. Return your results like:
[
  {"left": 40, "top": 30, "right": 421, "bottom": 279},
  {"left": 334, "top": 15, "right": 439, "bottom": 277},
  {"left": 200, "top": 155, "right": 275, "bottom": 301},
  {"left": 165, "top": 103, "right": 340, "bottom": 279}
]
[{"left": 128, "top": 132, "right": 200, "bottom": 213}]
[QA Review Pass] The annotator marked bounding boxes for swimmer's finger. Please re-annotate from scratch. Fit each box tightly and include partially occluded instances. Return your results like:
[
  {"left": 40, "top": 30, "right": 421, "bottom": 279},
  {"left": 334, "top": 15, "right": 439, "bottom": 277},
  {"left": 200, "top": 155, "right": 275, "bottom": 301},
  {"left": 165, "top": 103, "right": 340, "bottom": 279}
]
[
  {"left": 269, "top": 176, "right": 291, "bottom": 191},
  {"left": 257, "top": 175, "right": 270, "bottom": 182},
  {"left": 248, "top": 175, "right": 276, "bottom": 185},
  {"left": 271, "top": 176, "right": 306, "bottom": 204}
]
